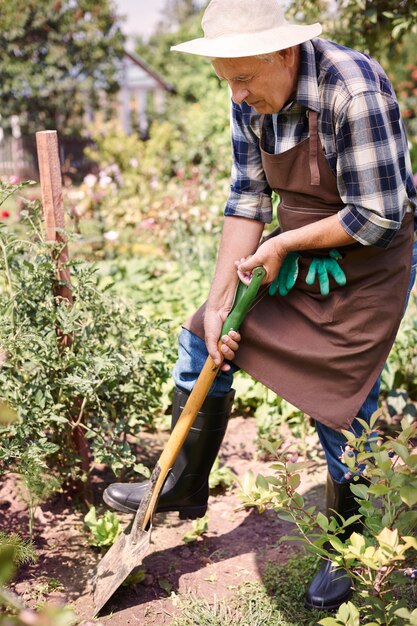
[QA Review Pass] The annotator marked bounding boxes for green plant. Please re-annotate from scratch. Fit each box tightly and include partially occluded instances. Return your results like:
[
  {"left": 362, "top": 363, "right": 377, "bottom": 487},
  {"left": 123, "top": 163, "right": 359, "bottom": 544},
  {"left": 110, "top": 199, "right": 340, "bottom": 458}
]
[
  {"left": 208, "top": 457, "right": 236, "bottom": 490},
  {"left": 382, "top": 302, "right": 417, "bottom": 402},
  {"left": 237, "top": 413, "right": 417, "bottom": 625},
  {"left": 0, "top": 533, "right": 37, "bottom": 567},
  {"left": 19, "top": 454, "right": 61, "bottom": 540},
  {"left": 0, "top": 182, "right": 171, "bottom": 502},
  {"left": 182, "top": 514, "right": 209, "bottom": 544},
  {"left": 84, "top": 505, "right": 122, "bottom": 547}
]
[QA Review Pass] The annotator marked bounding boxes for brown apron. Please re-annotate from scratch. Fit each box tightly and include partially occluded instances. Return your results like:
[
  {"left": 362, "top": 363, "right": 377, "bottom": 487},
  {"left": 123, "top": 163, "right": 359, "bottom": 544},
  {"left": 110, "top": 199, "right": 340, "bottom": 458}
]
[{"left": 186, "top": 111, "right": 414, "bottom": 430}]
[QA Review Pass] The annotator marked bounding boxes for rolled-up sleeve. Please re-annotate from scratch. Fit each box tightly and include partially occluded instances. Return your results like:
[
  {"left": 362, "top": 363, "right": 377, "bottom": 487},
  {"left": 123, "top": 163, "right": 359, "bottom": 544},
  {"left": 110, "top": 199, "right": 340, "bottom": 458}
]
[
  {"left": 224, "top": 101, "right": 273, "bottom": 223},
  {"left": 335, "top": 91, "right": 413, "bottom": 247}
]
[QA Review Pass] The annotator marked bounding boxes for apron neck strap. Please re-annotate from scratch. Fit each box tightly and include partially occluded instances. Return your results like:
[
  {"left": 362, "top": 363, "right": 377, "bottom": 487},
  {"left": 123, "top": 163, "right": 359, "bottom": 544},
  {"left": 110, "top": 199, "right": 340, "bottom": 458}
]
[{"left": 308, "top": 110, "right": 321, "bottom": 186}]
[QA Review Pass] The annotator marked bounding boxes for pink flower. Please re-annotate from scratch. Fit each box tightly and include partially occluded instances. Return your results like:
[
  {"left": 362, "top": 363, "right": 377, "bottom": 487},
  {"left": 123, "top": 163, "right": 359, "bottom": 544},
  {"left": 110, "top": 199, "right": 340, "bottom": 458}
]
[
  {"left": 0, "top": 210, "right": 10, "bottom": 219},
  {"left": 140, "top": 218, "right": 156, "bottom": 230},
  {"left": 9, "top": 175, "right": 20, "bottom": 185}
]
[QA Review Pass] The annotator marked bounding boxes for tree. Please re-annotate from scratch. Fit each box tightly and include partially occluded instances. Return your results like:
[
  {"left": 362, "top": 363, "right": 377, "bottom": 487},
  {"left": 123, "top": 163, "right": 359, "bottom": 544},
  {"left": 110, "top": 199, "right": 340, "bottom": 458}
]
[
  {"left": 0, "top": 0, "right": 125, "bottom": 138},
  {"left": 288, "top": 0, "right": 417, "bottom": 63},
  {"left": 133, "top": 6, "right": 231, "bottom": 180},
  {"left": 163, "top": 0, "right": 203, "bottom": 25}
]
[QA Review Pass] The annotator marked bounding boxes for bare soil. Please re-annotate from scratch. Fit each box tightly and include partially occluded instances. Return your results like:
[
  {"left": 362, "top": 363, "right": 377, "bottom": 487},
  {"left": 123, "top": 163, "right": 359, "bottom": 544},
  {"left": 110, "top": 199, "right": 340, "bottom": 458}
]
[{"left": 1, "top": 415, "right": 328, "bottom": 625}]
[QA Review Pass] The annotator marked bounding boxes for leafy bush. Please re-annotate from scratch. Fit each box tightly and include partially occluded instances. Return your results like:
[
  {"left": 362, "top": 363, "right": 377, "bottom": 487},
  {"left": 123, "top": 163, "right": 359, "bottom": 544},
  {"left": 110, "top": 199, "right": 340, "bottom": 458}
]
[
  {"left": 238, "top": 413, "right": 417, "bottom": 625},
  {"left": 0, "top": 182, "right": 171, "bottom": 497}
]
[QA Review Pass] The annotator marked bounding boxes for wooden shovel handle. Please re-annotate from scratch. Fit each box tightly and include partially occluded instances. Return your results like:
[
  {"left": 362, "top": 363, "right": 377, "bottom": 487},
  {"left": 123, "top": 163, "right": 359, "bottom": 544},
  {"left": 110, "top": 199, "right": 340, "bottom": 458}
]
[{"left": 133, "top": 267, "right": 266, "bottom": 535}]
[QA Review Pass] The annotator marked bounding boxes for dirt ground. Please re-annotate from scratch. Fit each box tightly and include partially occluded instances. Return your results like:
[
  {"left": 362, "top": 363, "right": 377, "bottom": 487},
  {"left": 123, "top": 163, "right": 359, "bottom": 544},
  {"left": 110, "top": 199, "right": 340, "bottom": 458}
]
[{"left": 1, "top": 415, "right": 328, "bottom": 625}]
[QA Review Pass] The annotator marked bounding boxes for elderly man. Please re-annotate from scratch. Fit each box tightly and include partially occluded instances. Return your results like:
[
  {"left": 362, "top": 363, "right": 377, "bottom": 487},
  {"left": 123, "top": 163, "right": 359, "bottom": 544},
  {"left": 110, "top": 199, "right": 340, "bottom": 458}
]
[{"left": 104, "top": 0, "right": 416, "bottom": 611}]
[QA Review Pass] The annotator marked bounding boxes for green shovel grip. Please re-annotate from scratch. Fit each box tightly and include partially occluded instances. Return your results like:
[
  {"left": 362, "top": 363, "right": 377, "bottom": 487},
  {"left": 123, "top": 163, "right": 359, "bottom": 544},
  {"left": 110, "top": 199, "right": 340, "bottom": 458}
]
[{"left": 220, "top": 266, "right": 266, "bottom": 336}]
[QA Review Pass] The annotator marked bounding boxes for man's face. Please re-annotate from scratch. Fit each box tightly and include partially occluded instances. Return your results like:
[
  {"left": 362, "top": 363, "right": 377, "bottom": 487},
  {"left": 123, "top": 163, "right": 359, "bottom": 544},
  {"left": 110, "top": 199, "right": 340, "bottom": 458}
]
[{"left": 212, "top": 50, "right": 298, "bottom": 114}]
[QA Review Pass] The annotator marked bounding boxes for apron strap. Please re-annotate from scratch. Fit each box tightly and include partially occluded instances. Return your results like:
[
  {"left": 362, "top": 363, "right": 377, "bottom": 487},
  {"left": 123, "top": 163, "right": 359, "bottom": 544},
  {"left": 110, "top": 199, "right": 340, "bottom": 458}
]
[
  {"left": 259, "top": 114, "right": 266, "bottom": 148},
  {"left": 308, "top": 110, "right": 321, "bottom": 186}
]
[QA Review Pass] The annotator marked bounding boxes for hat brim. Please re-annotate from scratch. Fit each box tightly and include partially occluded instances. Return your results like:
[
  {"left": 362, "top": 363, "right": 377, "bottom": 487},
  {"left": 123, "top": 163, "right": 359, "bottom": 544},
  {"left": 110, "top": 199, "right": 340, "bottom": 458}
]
[{"left": 171, "top": 23, "right": 322, "bottom": 58}]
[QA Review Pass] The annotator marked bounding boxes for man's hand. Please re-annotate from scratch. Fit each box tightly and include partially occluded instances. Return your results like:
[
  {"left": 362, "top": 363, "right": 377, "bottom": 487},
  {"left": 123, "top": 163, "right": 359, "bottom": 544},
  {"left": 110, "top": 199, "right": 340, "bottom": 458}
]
[
  {"left": 204, "top": 308, "right": 241, "bottom": 370},
  {"left": 305, "top": 249, "right": 347, "bottom": 296},
  {"left": 236, "top": 237, "right": 287, "bottom": 286}
]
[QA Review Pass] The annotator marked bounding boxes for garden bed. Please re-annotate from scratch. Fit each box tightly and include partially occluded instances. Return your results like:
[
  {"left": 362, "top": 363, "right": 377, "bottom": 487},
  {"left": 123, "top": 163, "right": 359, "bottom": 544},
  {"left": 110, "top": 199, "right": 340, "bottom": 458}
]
[{"left": 1, "top": 415, "right": 328, "bottom": 625}]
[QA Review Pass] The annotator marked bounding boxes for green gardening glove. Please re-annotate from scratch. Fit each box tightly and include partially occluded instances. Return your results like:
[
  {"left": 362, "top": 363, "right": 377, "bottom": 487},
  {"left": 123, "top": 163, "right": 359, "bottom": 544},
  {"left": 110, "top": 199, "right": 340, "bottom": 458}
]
[
  {"left": 305, "top": 249, "right": 347, "bottom": 296},
  {"left": 269, "top": 252, "right": 300, "bottom": 296}
]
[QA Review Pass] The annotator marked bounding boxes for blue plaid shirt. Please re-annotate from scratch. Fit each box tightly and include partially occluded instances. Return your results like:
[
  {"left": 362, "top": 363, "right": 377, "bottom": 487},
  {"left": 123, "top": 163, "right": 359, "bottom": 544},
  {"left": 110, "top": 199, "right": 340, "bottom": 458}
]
[{"left": 225, "top": 38, "right": 416, "bottom": 247}]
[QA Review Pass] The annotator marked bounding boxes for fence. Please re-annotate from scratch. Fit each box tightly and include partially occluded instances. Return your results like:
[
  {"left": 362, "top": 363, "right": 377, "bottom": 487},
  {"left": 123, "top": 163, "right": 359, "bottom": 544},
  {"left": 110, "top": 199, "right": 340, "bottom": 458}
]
[
  {"left": 0, "top": 135, "right": 37, "bottom": 181},
  {"left": 0, "top": 133, "right": 94, "bottom": 183}
]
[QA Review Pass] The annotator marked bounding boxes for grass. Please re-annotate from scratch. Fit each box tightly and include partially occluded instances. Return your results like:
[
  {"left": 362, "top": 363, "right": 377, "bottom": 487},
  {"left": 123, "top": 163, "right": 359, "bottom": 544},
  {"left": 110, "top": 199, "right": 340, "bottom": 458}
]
[{"left": 170, "top": 552, "right": 331, "bottom": 626}]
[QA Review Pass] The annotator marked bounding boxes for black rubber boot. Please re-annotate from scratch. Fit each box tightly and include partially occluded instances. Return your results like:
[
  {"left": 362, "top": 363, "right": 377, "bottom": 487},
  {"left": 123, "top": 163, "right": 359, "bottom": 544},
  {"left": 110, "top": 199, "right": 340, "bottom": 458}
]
[
  {"left": 103, "top": 387, "right": 235, "bottom": 520},
  {"left": 305, "top": 473, "right": 364, "bottom": 611}
]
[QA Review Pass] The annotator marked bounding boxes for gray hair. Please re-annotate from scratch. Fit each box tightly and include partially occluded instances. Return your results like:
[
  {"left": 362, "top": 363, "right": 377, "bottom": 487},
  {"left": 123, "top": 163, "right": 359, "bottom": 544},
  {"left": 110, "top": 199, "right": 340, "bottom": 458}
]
[
  {"left": 209, "top": 51, "right": 279, "bottom": 63},
  {"left": 254, "top": 52, "right": 277, "bottom": 62}
]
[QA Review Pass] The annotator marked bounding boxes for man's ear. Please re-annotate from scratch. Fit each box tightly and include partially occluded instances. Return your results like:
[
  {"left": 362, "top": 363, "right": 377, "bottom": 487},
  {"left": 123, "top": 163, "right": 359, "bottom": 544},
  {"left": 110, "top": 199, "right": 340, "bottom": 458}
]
[{"left": 278, "top": 45, "right": 299, "bottom": 68}]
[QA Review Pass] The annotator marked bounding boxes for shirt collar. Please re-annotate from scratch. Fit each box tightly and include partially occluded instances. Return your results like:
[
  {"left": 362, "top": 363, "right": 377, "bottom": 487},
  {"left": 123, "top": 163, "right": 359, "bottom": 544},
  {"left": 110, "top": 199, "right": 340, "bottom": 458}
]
[{"left": 292, "top": 39, "right": 320, "bottom": 113}]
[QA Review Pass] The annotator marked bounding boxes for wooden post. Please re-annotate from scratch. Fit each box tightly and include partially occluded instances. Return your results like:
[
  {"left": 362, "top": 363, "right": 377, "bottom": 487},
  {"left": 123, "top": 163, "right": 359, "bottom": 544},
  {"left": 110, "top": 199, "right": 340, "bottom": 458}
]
[
  {"left": 36, "top": 130, "right": 72, "bottom": 304},
  {"left": 35, "top": 130, "right": 92, "bottom": 497}
]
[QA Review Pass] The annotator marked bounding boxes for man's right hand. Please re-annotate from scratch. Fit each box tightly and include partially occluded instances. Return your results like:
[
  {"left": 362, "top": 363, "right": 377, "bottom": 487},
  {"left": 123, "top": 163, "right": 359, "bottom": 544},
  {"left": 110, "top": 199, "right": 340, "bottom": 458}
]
[{"left": 204, "top": 308, "right": 241, "bottom": 371}]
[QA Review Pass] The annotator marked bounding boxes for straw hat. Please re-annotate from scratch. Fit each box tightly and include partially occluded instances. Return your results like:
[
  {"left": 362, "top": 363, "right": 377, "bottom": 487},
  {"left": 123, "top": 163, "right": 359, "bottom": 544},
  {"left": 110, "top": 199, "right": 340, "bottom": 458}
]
[{"left": 171, "top": 0, "right": 322, "bottom": 58}]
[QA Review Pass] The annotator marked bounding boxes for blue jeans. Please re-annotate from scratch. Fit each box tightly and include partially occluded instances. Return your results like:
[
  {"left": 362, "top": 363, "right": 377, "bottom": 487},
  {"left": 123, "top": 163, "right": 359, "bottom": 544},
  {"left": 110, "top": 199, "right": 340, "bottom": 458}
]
[{"left": 173, "top": 241, "right": 417, "bottom": 483}]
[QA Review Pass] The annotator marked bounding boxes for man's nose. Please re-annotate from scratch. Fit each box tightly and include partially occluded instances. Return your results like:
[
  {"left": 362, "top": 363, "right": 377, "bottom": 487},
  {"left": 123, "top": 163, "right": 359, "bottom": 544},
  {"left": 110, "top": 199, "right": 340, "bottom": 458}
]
[{"left": 230, "top": 85, "right": 250, "bottom": 105}]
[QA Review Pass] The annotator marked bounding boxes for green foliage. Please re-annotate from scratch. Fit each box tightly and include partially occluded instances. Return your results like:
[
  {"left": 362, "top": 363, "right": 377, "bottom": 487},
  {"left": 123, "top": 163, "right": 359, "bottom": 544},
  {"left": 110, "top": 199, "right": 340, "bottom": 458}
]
[
  {"left": 238, "top": 413, "right": 417, "bottom": 625},
  {"left": 19, "top": 453, "right": 62, "bottom": 539},
  {"left": 0, "top": 533, "right": 37, "bottom": 568},
  {"left": 84, "top": 505, "right": 122, "bottom": 547},
  {"left": 208, "top": 457, "right": 236, "bottom": 490},
  {"left": 0, "top": 0, "right": 125, "bottom": 137},
  {"left": 0, "top": 183, "right": 171, "bottom": 498},
  {"left": 93, "top": 256, "right": 212, "bottom": 363},
  {"left": 0, "top": 400, "right": 18, "bottom": 425},
  {"left": 381, "top": 298, "right": 417, "bottom": 426},
  {"left": 289, "top": 0, "right": 417, "bottom": 62},
  {"left": 232, "top": 374, "right": 316, "bottom": 457},
  {"left": 182, "top": 514, "right": 209, "bottom": 543}
]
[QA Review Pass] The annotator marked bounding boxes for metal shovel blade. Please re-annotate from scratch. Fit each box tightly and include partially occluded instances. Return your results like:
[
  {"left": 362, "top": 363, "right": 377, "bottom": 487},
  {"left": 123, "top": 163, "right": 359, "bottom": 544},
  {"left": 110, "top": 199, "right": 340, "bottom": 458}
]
[{"left": 92, "top": 525, "right": 151, "bottom": 616}]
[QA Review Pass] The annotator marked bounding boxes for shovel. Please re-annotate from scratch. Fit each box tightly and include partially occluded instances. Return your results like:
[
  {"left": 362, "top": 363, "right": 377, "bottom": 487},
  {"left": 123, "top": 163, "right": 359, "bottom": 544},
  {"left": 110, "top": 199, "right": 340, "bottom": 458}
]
[{"left": 91, "top": 266, "right": 266, "bottom": 616}]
